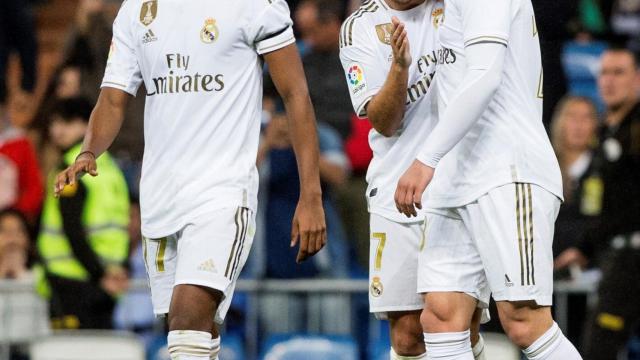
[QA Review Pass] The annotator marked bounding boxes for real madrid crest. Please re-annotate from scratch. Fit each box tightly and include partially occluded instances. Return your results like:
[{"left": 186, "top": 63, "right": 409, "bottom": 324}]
[
  {"left": 375, "top": 23, "right": 394, "bottom": 45},
  {"left": 139, "top": 0, "right": 158, "bottom": 26},
  {"left": 432, "top": 6, "right": 444, "bottom": 28},
  {"left": 200, "top": 18, "right": 220, "bottom": 44},
  {"left": 370, "top": 276, "right": 383, "bottom": 298}
]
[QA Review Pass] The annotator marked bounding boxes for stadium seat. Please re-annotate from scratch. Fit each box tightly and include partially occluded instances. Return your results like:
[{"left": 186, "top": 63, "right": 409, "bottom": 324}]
[
  {"left": 261, "top": 334, "right": 359, "bottom": 360},
  {"left": 30, "top": 330, "right": 145, "bottom": 360},
  {"left": 483, "top": 332, "right": 520, "bottom": 360},
  {"left": 0, "top": 279, "right": 50, "bottom": 343}
]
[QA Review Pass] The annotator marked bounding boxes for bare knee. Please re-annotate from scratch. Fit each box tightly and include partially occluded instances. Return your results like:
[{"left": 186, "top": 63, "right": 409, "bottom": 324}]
[
  {"left": 420, "top": 293, "right": 477, "bottom": 333},
  {"left": 497, "top": 301, "right": 553, "bottom": 348},
  {"left": 389, "top": 311, "right": 425, "bottom": 356},
  {"left": 168, "top": 284, "right": 222, "bottom": 332}
]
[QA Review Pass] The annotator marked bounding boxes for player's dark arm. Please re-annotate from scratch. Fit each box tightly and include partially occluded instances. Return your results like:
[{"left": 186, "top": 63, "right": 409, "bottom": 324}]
[
  {"left": 264, "top": 43, "right": 327, "bottom": 263},
  {"left": 366, "top": 17, "right": 411, "bottom": 137},
  {"left": 54, "top": 88, "right": 130, "bottom": 195},
  {"left": 59, "top": 181, "right": 105, "bottom": 283}
]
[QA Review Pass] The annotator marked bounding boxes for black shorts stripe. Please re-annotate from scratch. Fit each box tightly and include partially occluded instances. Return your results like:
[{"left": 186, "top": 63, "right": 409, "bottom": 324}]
[
  {"left": 230, "top": 208, "right": 249, "bottom": 279},
  {"left": 527, "top": 184, "right": 535, "bottom": 285},
  {"left": 516, "top": 183, "right": 525, "bottom": 286},
  {"left": 224, "top": 208, "right": 242, "bottom": 278},
  {"left": 522, "top": 184, "right": 531, "bottom": 285}
]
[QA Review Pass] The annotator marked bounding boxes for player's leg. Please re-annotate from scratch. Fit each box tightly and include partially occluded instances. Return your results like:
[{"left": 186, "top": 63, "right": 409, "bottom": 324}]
[
  {"left": 168, "top": 207, "right": 255, "bottom": 360},
  {"left": 369, "top": 214, "right": 425, "bottom": 358},
  {"left": 417, "top": 211, "right": 491, "bottom": 360},
  {"left": 464, "top": 183, "right": 581, "bottom": 359}
]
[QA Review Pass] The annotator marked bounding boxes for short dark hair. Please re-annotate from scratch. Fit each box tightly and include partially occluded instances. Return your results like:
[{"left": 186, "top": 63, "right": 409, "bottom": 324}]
[
  {"left": 605, "top": 46, "right": 640, "bottom": 69},
  {"left": 50, "top": 97, "right": 94, "bottom": 123},
  {"left": 303, "top": 0, "right": 345, "bottom": 23}
]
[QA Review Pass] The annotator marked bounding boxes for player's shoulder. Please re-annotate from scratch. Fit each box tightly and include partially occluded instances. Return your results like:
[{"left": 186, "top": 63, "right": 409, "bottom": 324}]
[{"left": 339, "top": 0, "right": 384, "bottom": 48}]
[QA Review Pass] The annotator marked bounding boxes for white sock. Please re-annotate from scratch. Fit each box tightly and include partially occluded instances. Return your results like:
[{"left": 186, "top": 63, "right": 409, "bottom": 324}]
[
  {"left": 424, "top": 330, "right": 474, "bottom": 359},
  {"left": 472, "top": 334, "right": 485, "bottom": 360},
  {"left": 523, "top": 322, "right": 582, "bottom": 359},
  {"left": 391, "top": 347, "right": 427, "bottom": 359},
  {"left": 167, "top": 330, "right": 211, "bottom": 360},
  {"left": 210, "top": 337, "right": 220, "bottom": 360}
]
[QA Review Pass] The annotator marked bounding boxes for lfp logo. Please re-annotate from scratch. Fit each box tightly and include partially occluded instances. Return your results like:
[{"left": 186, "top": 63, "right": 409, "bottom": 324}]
[
  {"left": 347, "top": 64, "right": 366, "bottom": 95},
  {"left": 348, "top": 65, "right": 363, "bottom": 85}
]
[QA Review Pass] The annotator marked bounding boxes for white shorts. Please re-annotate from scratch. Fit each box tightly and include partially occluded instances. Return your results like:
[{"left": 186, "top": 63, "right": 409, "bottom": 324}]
[
  {"left": 143, "top": 206, "right": 255, "bottom": 324},
  {"left": 418, "top": 183, "right": 560, "bottom": 307},
  {"left": 369, "top": 213, "right": 425, "bottom": 319}
]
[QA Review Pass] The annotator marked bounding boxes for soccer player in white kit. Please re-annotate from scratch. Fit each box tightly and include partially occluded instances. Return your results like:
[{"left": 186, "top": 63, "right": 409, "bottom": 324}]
[
  {"left": 53, "top": 0, "right": 327, "bottom": 358},
  {"left": 394, "top": 0, "right": 583, "bottom": 358},
  {"left": 339, "top": 1, "right": 485, "bottom": 358}
]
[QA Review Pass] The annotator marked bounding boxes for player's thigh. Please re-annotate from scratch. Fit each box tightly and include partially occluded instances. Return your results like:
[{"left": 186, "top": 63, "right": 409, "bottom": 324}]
[
  {"left": 418, "top": 210, "right": 490, "bottom": 308},
  {"left": 175, "top": 206, "right": 256, "bottom": 324},
  {"left": 368, "top": 214, "right": 424, "bottom": 319},
  {"left": 143, "top": 233, "right": 179, "bottom": 316},
  {"left": 462, "top": 183, "right": 559, "bottom": 306}
]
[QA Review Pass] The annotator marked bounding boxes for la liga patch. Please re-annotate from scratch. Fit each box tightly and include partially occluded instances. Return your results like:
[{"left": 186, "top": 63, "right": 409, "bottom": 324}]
[{"left": 347, "top": 63, "right": 367, "bottom": 96}]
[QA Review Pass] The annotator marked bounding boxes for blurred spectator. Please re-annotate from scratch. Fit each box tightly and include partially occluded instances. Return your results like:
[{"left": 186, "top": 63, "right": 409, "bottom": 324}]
[
  {"left": 0, "top": 107, "right": 43, "bottom": 223},
  {"left": 0, "top": 209, "right": 30, "bottom": 279},
  {"left": 37, "top": 97, "right": 130, "bottom": 329},
  {"left": 550, "top": 96, "right": 600, "bottom": 347},
  {"left": 114, "top": 198, "right": 156, "bottom": 345},
  {"left": 555, "top": 48, "right": 640, "bottom": 358},
  {"left": 611, "top": 0, "right": 640, "bottom": 50},
  {"left": 61, "top": 0, "right": 145, "bottom": 162},
  {"left": 257, "top": 114, "right": 349, "bottom": 278},
  {"left": 0, "top": 0, "right": 38, "bottom": 113},
  {"left": 551, "top": 96, "right": 600, "bottom": 258},
  {"left": 293, "top": 0, "right": 352, "bottom": 140}
]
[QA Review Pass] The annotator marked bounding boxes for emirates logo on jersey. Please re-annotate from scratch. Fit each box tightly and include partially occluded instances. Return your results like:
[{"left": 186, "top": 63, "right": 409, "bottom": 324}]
[{"left": 147, "top": 53, "right": 225, "bottom": 96}]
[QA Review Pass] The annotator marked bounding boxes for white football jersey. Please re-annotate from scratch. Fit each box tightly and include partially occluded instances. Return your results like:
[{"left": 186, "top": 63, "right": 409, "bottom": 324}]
[
  {"left": 102, "top": 0, "right": 295, "bottom": 237},
  {"left": 339, "top": 0, "right": 444, "bottom": 223},
  {"left": 424, "top": 0, "right": 562, "bottom": 208}
]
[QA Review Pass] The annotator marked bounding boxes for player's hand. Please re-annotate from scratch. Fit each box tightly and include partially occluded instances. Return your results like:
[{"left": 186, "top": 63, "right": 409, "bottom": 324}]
[
  {"left": 54, "top": 152, "right": 98, "bottom": 197},
  {"left": 395, "top": 160, "right": 434, "bottom": 218},
  {"left": 391, "top": 16, "right": 411, "bottom": 69},
  {"left": 291, "top": 193, "right": 327, "bottom": 263},
  {"left": 554, "top": 247, "right": 588, "bottom": 270}
]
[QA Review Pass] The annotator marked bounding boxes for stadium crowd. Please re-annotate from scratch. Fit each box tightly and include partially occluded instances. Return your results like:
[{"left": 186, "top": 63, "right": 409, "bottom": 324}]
[{"left": 0, "top": 0, "right": 639, "bottom": 358}]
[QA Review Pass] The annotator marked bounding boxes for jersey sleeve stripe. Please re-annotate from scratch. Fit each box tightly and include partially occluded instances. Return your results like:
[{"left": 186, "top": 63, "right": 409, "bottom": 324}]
[
  {"left": 464, "top": 35, "right": 508, "bottom": 47},
  {"left": 260, "top": 25, "right": 292, "bottom": 42},
  {"left": 346, "top": 3, "right": 379, "bottom": 47},
  {"left": 257, "top": 35, "right": 295, "bottom": 54},
  {"left": 340, "top": 0, "right": 377, "bottom": 48},
  {"left": 356, "top": 95, "right": 374, "bottom": 118}
]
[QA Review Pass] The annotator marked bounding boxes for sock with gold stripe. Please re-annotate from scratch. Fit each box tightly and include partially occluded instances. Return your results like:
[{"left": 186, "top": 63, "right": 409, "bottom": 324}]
[
  {"left": 523, "top": 322, "right": 582, "bottom": 359},
  {"left": 167, "top": 330, "right": 211, "bottom": 359}
]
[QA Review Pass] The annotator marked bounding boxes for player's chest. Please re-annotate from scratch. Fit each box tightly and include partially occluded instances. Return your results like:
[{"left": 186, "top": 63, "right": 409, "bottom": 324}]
[{"left": 132, "top": 0, "right": 247, "bottom": 60}]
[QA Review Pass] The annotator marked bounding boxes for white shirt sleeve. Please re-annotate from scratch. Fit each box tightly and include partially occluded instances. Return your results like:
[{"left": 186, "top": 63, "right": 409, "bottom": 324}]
[
  {"left": 417, "top": 43, "right": 506, "bottom": 168},
  {"left": 247, "top": 0, "right": 296, "bottom": 55},
  {"left": 101, "top": 0, "right": 143, "bottom": 96},
  {"left": 459, "top": 0, "right": 511, "bottom": 47},
  {"left": 338, "top": 26, "right": 387, "bottom": 118}
]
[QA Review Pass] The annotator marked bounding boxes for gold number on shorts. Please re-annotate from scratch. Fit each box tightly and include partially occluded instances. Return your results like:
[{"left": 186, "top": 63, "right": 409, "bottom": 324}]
[
  {"left": 372, "top": 232, "right": 386, "bottom": 271},
  {"left": 537, "top": 69, "right": 544, "bottom": 99},
  {"left": 155, "top": 237, "right": 167, "bottom": 272}
]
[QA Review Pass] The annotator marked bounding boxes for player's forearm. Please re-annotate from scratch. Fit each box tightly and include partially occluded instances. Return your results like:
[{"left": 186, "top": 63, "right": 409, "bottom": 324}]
[
  {"left": 81, "top": 89, "right": 129, "bottom": 158},
  {"left": 284, "top": 94, "right": 323, "bottom": 198},
  {"left": 417, "top": 44, "right": 505, "bottom": 168},
  {"left": 366, "top": 63, "right": 408, "bottom": 137}
]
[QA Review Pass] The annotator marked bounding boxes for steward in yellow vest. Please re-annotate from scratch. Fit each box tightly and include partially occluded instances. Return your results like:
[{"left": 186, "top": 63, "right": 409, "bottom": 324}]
[{"left": 37, "top": 97, "right": 130, "bottom": 329}]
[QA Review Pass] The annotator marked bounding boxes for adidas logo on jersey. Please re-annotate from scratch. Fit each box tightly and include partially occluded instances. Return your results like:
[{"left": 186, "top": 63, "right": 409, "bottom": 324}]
[
  {"left": 142, "top": 29, "right": 158, "bottom": 44},
  {"left": 198, "top": 259, "right": 217, "bottom": 273}
]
